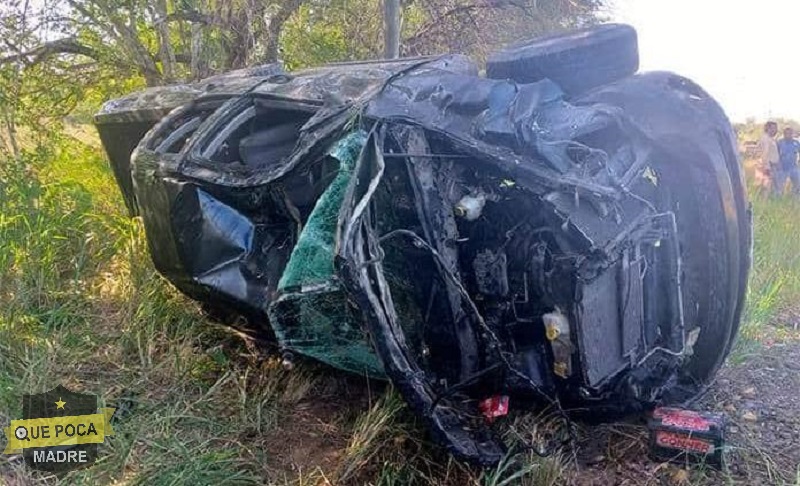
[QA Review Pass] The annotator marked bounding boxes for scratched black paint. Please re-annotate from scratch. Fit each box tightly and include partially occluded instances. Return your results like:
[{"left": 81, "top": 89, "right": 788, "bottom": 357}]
[{"left": 94, "top": 27, "right": 750, "bottom": 465}]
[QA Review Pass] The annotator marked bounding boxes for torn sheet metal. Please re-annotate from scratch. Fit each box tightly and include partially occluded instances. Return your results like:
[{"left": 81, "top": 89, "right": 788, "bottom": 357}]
[{"left": 95, "top": 37, "right": 750, "bottom": 466}]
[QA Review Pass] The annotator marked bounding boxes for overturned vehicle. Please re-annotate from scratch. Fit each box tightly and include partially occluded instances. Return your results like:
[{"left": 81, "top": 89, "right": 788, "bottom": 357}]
[{"left": 95, "top": 24, "right": 750, "bottom": 465}]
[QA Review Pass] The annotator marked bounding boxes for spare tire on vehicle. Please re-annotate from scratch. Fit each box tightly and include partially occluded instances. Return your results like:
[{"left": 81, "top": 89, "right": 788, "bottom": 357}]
[{"left": 486, "top": 23, "right": 639, "bottom": 97}]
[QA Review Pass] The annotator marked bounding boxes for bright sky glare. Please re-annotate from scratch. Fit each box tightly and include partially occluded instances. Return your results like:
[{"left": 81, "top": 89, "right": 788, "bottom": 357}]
[{"left": 611, "top": 0, "right": 800, "bottom": 122}]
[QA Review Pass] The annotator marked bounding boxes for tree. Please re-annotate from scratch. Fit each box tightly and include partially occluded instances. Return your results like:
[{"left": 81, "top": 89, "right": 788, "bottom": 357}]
[
  {"left": 0, "top": 0, "right": 311, "bottom": 87},
  {"left": 401, "top": 0, "right": 602, "bottom": 60},
  {"left": 0, "top": 0, "right": 606, "bottom": 144},
  {"left": 0, "top": 0, "right": 89, "bottom": 155},
  {"left": 383, "top": 0, "right": 400, "bottom": 58},
  {"left": 281, "top": 0, "right": 602, "bottom": 69}
]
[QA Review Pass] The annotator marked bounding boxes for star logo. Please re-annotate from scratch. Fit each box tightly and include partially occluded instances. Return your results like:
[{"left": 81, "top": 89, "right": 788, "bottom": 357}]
[{"left": 11, "top": 384, "right": 105, "bottom": 473}]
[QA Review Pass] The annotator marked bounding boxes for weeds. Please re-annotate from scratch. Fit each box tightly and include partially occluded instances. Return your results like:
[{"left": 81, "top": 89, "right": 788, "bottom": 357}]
[
  {"left": 336, "top": 390, "right": 407, "bottom": 483},
  {"left": 734, "top": 188, "right": 800, "bottom": 357},
  {"left": 480, "top": 451, "right": 564, "bottom": 486}
]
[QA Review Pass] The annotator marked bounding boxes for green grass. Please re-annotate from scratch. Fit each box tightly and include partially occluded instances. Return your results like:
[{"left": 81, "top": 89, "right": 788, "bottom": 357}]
[
  {"left": 0, "top": 138, "right": 266, "bottom": 484},
  {"left": 0, "top": 133, "right": 797, "bottom": 485},
  {"left": 733, "top": 186, "right": 800, "bottom": 360}
]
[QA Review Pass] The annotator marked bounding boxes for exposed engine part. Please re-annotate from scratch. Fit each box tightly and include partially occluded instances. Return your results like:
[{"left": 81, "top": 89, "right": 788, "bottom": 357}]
[
  {"left": 543, "top": 310, "right": 573, "bottom": 378},
  {"left": 455, "top": 193, "right": 487, "bottom": 221},
  {"left": 472, "top": 250, "right": 509, "bottom": 297}
]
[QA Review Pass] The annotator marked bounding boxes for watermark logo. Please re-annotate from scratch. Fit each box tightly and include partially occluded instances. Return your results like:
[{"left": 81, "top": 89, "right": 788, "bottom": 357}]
[{"left": 3, "top": 385, "right": 115, "bottom": 474}]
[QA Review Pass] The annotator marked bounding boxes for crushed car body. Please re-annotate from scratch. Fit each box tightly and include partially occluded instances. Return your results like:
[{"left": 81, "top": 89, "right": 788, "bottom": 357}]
[{"left": 94, "top": 24, "right": 751, "bottom": 465}]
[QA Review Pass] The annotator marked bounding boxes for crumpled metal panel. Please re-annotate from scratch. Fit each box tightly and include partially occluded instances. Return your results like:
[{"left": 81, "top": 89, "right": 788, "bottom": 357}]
[{"left": 94, "top": 51, "right": 750, "bottom": 466}]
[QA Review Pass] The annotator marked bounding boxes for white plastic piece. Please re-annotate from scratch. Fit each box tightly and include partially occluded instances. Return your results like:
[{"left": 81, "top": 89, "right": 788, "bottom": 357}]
[{"left": 455, "top": 193, "right": 487, "bottom": 221}]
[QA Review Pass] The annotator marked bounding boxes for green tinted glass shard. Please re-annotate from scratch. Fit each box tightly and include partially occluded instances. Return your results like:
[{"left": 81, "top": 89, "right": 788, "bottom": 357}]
[{"left": 268, "top": 131, "right": 384, "bottom": 377}]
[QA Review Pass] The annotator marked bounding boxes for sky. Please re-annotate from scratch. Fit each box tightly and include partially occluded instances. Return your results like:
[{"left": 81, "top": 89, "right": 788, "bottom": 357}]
[{"left": 609, "top": 0, "right": 800, "bottom": 122}]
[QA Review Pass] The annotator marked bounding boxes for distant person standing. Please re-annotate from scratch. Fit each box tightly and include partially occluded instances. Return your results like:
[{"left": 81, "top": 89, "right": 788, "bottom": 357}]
[
  {"left": 776, "top": 127, "right": 800, "bottom": 195},
  {"left": 757, "top": 121, "right": 779, "bottom": 194}
]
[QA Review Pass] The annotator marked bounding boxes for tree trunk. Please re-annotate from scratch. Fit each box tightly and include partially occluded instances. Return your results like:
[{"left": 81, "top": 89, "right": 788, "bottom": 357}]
[
  {"left": 120, "top": 17, "right": 162, "bottom": 86},
  {"left": 1, "top": 61, "right": 21, "bottom": 159},
  {"left": 66, "top": 0, "right": 162, "bottom": 86},
  {"left": 190, "top": 22, "right": 205, "bottom": 80},
  {"left": 4, "top": 121, "right": 20, "bottom": 160},
  {"left": 383, "top": 0, "right": 401, "bottom": 59},
  {"left": 2, "top": 107, "right": 20, "bottom": 160},
  {"left": 154, "top": 0, "right": 176, "bottom": 82},
  {"left": 263, "top": 0, "right": 304, "bottom": 63}
]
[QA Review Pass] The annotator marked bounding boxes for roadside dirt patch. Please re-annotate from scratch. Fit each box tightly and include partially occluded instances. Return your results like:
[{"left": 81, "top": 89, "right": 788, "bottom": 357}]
[
  {"left": 571, "top": 332, "right": 800, "bottom": 485},
  {"left": 700, "top": 339, "right": 800, "bottom": 484},
  {"left": 261, "top": 397, "right": 349, "bottom": 477},
  {"left": 259, "top": 374, "right": 379, "bottom": 480}
]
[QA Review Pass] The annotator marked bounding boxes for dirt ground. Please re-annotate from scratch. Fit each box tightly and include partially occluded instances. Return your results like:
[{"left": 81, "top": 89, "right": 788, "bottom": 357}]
[
  {"left": 571, "top": 323, "right": 800, "bottom": 486},
  {"left": 255, "top": 323, "right": 800, "bottom": 485}
]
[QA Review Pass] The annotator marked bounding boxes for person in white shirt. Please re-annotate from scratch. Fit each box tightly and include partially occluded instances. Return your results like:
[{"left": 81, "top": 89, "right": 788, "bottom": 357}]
[{"left": 756, "top": 121, "right": 779, "bottom": 194}]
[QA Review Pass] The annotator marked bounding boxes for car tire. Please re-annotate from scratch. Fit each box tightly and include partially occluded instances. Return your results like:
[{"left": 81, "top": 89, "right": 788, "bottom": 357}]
[{"left": 487, "top": 23, "right": 639, "bottom": 97}]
